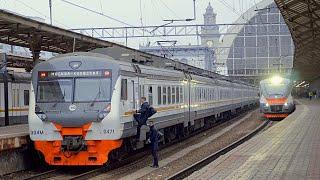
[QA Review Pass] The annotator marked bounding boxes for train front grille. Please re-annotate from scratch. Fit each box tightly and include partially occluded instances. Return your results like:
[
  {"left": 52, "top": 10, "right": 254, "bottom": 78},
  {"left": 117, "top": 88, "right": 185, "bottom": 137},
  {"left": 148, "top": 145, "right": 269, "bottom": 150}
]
[{"left": 270, "top": 105, "right": 283, "bottom": 112}]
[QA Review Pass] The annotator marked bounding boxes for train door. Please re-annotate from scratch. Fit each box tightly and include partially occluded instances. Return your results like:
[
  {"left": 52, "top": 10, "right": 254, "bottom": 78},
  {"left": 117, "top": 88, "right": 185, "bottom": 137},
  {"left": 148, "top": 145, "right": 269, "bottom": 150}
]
[
  {"left": 129, "top": 77, "right": 140, "bottom": 110},
  {"left": 185, "top": 74, "right": 192, "bottom": 124},
  {"left": 20, "top": 83, "right": 30, "bottom": 124},
  {"left": 139, "top": 78, "right": 146, "bottom": 101},
  {"left": 8, "top": 82, "right": 13, "bottom": 123},
  {"left": 0, "top": 83, "right": 3, "bottom": 126},
  {"left": 11, "top": 83, "right": 21, "bottom": 124}
]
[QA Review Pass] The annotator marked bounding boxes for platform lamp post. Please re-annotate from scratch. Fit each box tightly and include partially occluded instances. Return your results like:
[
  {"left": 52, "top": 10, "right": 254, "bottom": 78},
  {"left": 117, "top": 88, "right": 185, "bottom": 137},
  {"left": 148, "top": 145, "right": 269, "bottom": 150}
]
[{"left": 0, "top": 53, "right": 9, "bottom": 126}]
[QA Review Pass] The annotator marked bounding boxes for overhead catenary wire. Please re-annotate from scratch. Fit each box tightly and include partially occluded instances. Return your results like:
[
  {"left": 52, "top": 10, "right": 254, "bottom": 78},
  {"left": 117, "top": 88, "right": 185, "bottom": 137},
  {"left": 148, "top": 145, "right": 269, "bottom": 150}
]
[
  {"left": 60, "top": 0, "right": 135, "bottom": 27},
  {"left": 157, "top": 0, "right": 180, "bottom": 19},
  {"left": 15, "top": 0, "right": 71, "bottom": 28},
  {"left": 60, "top": 0, "right": 165, "bottom": 42},
  {"left": 216, "top": 0, "right": 250, "bottom": 22}
]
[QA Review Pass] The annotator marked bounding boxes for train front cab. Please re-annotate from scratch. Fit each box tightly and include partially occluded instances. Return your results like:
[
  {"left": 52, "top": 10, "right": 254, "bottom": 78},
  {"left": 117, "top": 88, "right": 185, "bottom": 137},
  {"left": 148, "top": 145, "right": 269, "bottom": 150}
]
[
  {"left": 29, "top": 54, "right": 124, "bottom": 166},
  {"left": 260, "top": 97, "right": 292, "bottom": 119}
]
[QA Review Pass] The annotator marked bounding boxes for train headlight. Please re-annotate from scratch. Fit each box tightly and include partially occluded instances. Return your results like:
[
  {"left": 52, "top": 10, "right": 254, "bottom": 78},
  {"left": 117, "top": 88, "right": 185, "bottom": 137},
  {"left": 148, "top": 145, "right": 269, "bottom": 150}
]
[
  {"left": 105, "top": 104, "right": 111, "bottom": 113},
  {"left": 270, "top": 75, "right": 283, "bottom": 85},
  {"left": 98, "top": 112, "right": 106, "bottom": 120},
  {"left": 38, "top": 113, "right": 47, "bottom": 121},
  {"left": 265, "top": 103, "right": 269, "bottom": 107},
  {"left": 97, "top": 104, "right": 111, "bottom": 121},
  {"left": 35, "top": 105, "right": 42, "bottom": 113},
  {"left": 284, "top": 102, "right": 288, "bottom": 106}
]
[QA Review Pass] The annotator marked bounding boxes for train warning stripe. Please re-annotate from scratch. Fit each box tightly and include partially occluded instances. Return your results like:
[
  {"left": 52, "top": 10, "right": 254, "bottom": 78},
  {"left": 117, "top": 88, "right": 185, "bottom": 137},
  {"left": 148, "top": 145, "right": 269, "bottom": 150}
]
[{"left": 266, "top": 98, "right": 287, "bottom": 104}]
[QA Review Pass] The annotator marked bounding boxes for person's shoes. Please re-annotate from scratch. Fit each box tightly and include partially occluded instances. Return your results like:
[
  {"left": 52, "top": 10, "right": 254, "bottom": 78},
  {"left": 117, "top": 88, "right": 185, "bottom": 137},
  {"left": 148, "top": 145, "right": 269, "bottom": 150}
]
[{"left": 151, "top": 165, "right": 159, "bottom": 168}]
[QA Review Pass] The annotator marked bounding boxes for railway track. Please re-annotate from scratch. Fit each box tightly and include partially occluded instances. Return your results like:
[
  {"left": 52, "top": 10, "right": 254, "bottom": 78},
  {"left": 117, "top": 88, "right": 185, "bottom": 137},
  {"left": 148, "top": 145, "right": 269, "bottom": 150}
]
[
  {"left": 21, "top": 169, "right": 59, "bottom": 180},
  {"left": 166, "top": 120, "right": 270, "bottom": 180}
]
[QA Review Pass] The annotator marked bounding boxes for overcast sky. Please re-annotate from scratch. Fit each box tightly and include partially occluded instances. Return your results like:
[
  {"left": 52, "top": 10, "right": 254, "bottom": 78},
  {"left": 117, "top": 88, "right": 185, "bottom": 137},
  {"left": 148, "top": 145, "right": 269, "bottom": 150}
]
[{"left": 0, "top": 0, "right": 263, "bottom": 47}]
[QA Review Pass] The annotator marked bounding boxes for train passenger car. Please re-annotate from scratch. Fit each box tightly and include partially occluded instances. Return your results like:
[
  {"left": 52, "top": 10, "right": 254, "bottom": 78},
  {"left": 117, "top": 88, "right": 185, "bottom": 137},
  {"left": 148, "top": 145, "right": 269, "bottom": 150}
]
[
  {"left": 28, "top": 52, "right": 258, "bottom": 166},
  {"left": 259, "top": 76, "right": 295, "bottom": 119},
  {"left": 0, "top": 72, "right": 30, "bottom": 126}
]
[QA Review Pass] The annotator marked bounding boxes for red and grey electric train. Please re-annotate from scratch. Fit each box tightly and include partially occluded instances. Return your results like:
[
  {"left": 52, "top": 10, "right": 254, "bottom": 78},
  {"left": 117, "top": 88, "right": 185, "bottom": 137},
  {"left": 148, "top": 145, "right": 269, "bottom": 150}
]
[{"left": 259, "top": 76, "right": 295, "bottom": 119}]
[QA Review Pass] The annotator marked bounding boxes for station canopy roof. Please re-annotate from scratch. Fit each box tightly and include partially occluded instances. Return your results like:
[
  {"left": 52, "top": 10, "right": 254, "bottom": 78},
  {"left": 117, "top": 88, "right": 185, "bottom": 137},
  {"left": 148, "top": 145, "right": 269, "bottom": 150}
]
[
  {"left": 0, "top": 10, "right": 123, "bottom": 53},
  {"left": 0, "top": 10, "right": 159, "bottom": 69},
  {"left": 275, "top": 0, "right": 320, "bottom": 81}
]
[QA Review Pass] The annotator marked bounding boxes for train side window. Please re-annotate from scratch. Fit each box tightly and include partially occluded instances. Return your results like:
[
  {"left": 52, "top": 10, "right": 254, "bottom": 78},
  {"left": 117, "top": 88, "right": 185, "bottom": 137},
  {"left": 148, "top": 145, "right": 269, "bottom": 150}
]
[
  {"left": 162, "top": 86, "right": 167, "bottom": 105},
  {"left": 176, "top": 87, "right": 179, "bottom": 103},
  {"left": 24, "top": 90, "right": 29, "bottom": 106},
  {"left": 132, "top": 80, "right": 136, "bottom": 109},
  {"left": 180, "top": 87, "right": 183, "bottom": 103},
  {"left": 142, "top": 85, "right": 145, "bottom": 97},
  {"left": 168, "top": 87, "right": 171, "bottom": 104},
  {"left": 148, "top": 86, "right": 153, "bottom": 106},
  {"left": 121, "top": 79, "right": 128, "bottom": 100},
  {"left": 12, "top": 89, "right": 15, "bottom": 107},
  {"left": 17, "top": 89, "right": 20, "bottom": 107},
  {"left": 172, "top": 86, "right": 176, "bottom": 104},
  {"left": 158, "top": 86, "right": 162, "bottom": 105},
  {"left": 205, "top": 88, "right": 208, "bottom": 101},
  {"left": 196, "top": 88, "right": 198, "bottom": 102}
]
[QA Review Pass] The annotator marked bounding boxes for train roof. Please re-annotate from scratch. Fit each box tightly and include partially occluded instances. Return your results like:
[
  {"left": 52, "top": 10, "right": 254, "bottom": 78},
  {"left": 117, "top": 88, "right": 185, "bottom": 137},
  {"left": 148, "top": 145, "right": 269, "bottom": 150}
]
[
  {"left": 43, "top": 51, "right": 257, "bottom": 88},
  {"left": 0, "top": 71, "right": 31, "bottom": 82}
]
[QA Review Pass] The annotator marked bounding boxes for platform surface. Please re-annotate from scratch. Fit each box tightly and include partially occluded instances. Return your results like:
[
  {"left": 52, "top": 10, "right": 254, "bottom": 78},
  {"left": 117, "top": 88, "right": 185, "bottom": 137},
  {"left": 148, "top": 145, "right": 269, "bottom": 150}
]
[
  {"left": 187, "top": 99, "right": 320, "bottom": 180},
  {"left": 0, "top": 124, "right": 29, "bottom": 151},
  {"left": 0, "top": 124, "right": 28, "bottom": 138}
]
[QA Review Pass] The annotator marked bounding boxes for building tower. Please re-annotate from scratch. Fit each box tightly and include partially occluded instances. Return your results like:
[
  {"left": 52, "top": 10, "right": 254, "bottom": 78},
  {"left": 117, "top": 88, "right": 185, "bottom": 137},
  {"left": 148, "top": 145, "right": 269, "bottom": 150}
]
[{"left": 200, "top": 3, "right": 220, "bottom": 47}]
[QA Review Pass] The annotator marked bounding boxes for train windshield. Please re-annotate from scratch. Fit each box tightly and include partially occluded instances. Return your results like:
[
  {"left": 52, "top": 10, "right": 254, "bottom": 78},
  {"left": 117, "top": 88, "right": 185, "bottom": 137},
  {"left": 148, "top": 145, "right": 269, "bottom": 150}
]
[
  {"left": 37, "top": 79, "right": 73, "bottom": 102},
  {"left": 261, "top": 83, "right": 288, "bottom": 97},
  {"left": 74, "top": 78, "right": 111, "bottom": 102}
]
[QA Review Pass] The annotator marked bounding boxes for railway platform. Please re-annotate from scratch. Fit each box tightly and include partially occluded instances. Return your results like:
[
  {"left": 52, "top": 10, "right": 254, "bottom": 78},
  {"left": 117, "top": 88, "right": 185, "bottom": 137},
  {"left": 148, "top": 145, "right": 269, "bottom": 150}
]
[
  {"left": 0, "top": 124, "right": 28, "bottom": 151},
  {"left": 187, "top": 99, "right": 320, "bottom": 179},
  {"left": 0, "top": 124, "right": 30, "bottom": 175}
]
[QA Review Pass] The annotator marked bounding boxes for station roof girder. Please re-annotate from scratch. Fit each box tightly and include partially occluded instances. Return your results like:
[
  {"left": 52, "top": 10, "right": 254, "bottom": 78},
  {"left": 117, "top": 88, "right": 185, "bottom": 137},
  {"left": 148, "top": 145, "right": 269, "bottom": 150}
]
[
  {"left": 0, "top": 10, "right": 117, "bottom": 54},
  {"left": 274, "top": 0, "right": 320, "bottom": 81}
]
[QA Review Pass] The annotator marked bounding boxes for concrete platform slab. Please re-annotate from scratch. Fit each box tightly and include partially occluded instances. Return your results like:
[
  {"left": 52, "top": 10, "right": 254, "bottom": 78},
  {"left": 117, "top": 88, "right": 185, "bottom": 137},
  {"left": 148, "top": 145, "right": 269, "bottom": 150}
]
[
  {"left": 187, "top": 99, "right": 320, "bottom": 180},
  {"left": 0, "top": 124, "right": 28, "bottom": 151},
  {"left": 0, "top": 124, "right": 32, "bottom": 176}
]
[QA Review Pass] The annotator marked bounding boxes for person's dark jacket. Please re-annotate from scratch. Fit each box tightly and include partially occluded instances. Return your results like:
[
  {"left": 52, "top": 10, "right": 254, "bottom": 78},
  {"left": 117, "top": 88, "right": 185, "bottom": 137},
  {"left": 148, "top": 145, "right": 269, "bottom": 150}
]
[
  {"left": 136, "top": 102, "right": 150, "bottom": 123},
  {"left": 149, "top": 125, "right": 159, "bottom": 151}
]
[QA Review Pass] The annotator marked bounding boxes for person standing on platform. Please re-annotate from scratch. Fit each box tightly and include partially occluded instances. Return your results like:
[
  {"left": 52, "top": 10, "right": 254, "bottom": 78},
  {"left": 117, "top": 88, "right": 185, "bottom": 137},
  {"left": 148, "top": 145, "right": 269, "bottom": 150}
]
[
  {"left": 309, "top": 91, "right": 313, "bottom": 100},
  {"left": 148, "top": 120, "right": 159, "bottom": 168}
]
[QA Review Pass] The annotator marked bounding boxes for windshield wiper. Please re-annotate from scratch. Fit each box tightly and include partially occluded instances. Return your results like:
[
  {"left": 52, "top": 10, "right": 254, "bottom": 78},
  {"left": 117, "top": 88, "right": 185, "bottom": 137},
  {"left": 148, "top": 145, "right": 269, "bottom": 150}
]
[
  {"left": 52, "top": 89, "right": 66, "bottom": 108},
  {"left": 90, "top": 87, "right": 101, "bottom": 107}
]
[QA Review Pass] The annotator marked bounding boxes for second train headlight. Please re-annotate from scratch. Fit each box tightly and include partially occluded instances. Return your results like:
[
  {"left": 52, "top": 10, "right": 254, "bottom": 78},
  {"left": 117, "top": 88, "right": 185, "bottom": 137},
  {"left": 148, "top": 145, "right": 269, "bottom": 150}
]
[{"left": 97, "top": 104, "right": 111, "bottom": 121}]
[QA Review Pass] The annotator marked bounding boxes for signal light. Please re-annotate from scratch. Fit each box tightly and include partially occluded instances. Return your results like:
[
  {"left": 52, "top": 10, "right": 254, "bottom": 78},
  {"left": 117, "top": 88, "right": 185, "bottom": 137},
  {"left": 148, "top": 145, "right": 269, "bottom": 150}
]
[
  {"left": 104, "top": 71, "right": 111, "bottom": 77},
  {"left": 39, "top": 72, "right": 48, "bottom": 78}
]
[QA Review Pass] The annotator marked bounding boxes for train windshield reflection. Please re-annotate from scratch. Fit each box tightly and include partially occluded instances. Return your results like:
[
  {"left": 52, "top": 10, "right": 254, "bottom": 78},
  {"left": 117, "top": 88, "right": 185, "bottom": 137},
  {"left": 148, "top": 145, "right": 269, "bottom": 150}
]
[
  {"left": 37, "top": 79, "right": 72, "bottom": 102},
  {"left": 261, "top": 83, "right": 288, "bottom": 97},
  {"left": 74, "top": 78, "right": 111, "bottom": 102}
]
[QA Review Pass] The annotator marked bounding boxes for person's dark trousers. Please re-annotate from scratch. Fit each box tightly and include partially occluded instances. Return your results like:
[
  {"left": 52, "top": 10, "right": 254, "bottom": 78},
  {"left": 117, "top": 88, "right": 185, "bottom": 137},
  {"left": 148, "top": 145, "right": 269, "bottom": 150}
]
[
  {"left": 151, "top": 149, "right": 158, "bottom": 167},
  {"left": 136, "top": 124, "right": 141, "bottom": 139},
  {"left": 134, "top": 114, "right": 146, "bottom": 140}
]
